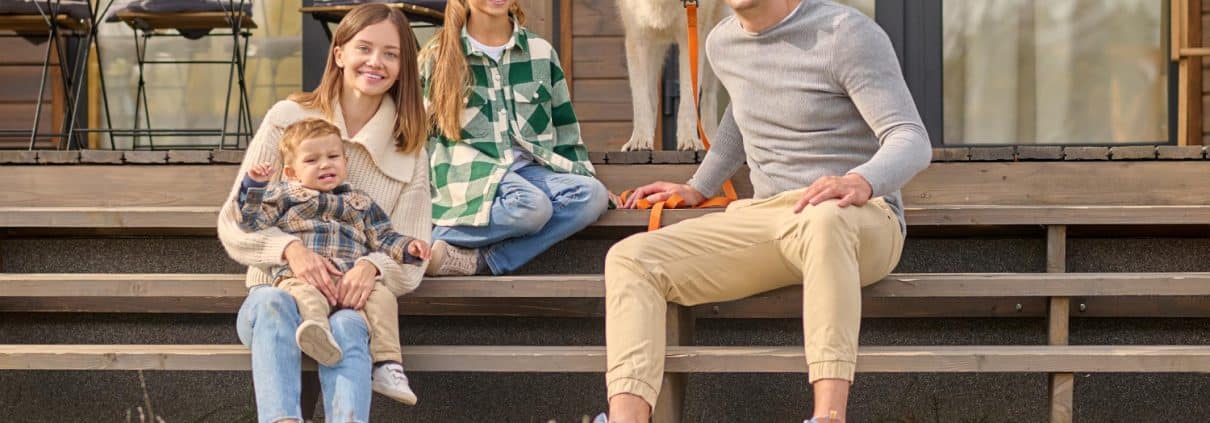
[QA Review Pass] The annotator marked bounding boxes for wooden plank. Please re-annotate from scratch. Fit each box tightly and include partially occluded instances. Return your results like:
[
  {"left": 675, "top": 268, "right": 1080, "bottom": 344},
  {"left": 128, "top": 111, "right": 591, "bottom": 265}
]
[
  {"left": 1046, "top": 225, "right": 1072, "bottom": 423},
  {"left": 12, "top": 205, "right": 1210, "bottom": 229},
  {"left": 6, "top": 345, "right": 1210, "bottom": 373},
  {"left": 573, "top": 37, "right": 627, "bottom": 79},
  {"left": 7, "top": 273, "right": 1210, "bottom": 299},
  {"left": 0, "top": 14, "right": 88, "bottom": 33},
  {"left": 1187, "top": 0, "right": 1204, "bottom": 145},
  {"left": 298, "top": 4, "right": 444, "bottom": 22},
  {"left": 6, "top": 295, "right": 1209, "bottom": 319},
  {"left": 905, "top": 205, "right": 1210, "bottom": 226},
  {"left": 116, "top": 11, "right": 257, "bottom": 31},
  {"left": 9, "top": 162, "right": 1210, "bottom": 208},
  {"left": 0, "top": 38, "right": 61, "bottom": 64},
  {"left": 517, "top": 0, "right": 554, "bottom": 41},
  {"left": 580, "top": 121, "right": 632, "bottom": 152},
  {"left": 0, "top": 67, "right": 56, "bottom": 103},
  {"left": 571, "top": 0, "right": 623, "bottom": 36},
  {"left": 560, "top": 0, "right": 573, "bottom": 90},
  {"left": 903, "top": 162, "right": 1210, "bottom": 206},
  {"left": 573, "top": 79, "right": 633, "bottom": 121},
  {"left": 654, "top": 305, "right": 692, "bottom": 423},
  {"left": 0, "top": 166, "right": 238, "bottom": 207}
]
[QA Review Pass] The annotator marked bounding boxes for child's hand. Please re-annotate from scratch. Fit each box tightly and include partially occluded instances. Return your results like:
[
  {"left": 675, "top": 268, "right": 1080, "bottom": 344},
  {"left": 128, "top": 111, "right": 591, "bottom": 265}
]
[
  {"left": 247, "top": 163, "right": 274, "bottom": 183},
  {"left": 407, "top": 239, "right": 432, "bottom": 261}
]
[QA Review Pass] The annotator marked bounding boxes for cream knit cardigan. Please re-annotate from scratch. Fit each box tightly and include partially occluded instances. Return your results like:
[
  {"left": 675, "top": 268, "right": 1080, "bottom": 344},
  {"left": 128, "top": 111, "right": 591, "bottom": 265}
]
[{"left": 217, "top": 97, "right": 431, "bottom": 296}]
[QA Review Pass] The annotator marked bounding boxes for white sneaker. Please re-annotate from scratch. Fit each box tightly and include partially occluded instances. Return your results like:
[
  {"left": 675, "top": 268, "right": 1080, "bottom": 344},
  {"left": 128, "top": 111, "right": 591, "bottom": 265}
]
[
  {"left": 372, "top": 362, "right": 418, "bottom": 405},
  {"left": 424, "top": 240, "right": 482, "bottom": 276},
  {"left": 295, "top": 320, "right": 342, "bottom": 367}
]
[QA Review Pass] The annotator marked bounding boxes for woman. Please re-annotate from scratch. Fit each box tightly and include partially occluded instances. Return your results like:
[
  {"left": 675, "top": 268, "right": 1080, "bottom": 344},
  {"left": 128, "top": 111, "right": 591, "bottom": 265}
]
[
  {"left": 217, "top": 4, "right": 429, "bottom": 422},
  {"left": 422, "top": 0, "right": 610, "bottom": 276}
]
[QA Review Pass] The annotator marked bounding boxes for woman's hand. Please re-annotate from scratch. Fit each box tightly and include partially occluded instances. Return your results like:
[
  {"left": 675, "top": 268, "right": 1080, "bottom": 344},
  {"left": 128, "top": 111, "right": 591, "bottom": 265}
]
[
  {"left": 283, "top": 241, "right": 342, "bottom": 306},
  {"left": 338, "top": 260, "right": 380, "bottom": 310}
]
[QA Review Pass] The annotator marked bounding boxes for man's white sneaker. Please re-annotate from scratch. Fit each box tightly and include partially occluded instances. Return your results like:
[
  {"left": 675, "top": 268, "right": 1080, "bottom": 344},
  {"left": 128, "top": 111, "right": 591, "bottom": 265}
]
[
  {"left": 372, "top": 362, "right": 418, "bottom": 405},
  {"left": 295, "top": 320, "right": 342, "bottom": 367}
]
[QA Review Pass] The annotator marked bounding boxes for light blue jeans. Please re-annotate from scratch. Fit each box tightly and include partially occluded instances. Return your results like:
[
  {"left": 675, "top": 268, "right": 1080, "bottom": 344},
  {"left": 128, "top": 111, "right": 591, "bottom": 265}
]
[
  {"left": 433, "top": 164, "right": 609, "bottom": 274},
  {"left": 236, "top": 285, "right": 372, "bottom": 423}
]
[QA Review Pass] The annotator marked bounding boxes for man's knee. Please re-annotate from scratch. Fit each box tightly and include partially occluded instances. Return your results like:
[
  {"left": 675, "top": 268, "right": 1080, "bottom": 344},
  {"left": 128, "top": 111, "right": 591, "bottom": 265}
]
[
  {"left": 791, "top": 200, "right": 854, "bottom": 241},
  {"left": 605, "top": 234, "right": 662, "bottom": 293}
]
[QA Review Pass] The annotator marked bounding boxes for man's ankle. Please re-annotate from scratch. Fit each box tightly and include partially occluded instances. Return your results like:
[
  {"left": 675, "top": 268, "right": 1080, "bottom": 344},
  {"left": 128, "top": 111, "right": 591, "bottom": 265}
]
[{"left": 607, "top": 393, "right": 651, "bottom": 423}]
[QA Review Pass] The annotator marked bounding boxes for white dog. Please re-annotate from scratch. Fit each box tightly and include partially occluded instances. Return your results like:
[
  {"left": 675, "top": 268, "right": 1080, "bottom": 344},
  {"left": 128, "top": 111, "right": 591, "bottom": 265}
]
[{"left": 617, "top": 0, "right": 727, "bottom": 151}]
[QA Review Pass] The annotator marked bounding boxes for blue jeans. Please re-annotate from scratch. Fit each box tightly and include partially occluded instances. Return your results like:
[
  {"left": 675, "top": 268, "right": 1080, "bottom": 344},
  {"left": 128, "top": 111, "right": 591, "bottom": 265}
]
[
  {"left": 433, "top": 164, "right": 609, "bottom": 274},
  {"left": 236, "top": 285, "right": 373, "bottom": 423}
]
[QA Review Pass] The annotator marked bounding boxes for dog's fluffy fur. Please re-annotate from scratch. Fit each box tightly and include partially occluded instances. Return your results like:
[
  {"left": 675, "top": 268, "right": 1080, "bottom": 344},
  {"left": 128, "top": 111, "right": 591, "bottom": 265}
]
[{"left": 617, "top": 0, "right": 727, "bottom": 151}]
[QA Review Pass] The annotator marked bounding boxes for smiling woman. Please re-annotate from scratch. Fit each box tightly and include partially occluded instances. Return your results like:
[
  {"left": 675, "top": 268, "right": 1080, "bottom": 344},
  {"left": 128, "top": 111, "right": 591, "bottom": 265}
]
[{"left": 216, "top": 3, "right": 433, "bottom": 422}]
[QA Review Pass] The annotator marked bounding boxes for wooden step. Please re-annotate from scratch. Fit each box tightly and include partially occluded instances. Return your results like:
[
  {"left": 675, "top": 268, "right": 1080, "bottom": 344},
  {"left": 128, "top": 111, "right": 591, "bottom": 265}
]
[
  {"left": 4, "top": 273, "right": 1209, "bottom": 299},
  {"left": 7, "top": 205, "right": 1210, "bottom": 229},
  {"left": 6, "top": 163, "right": 1210, "bottom": 230},
  {"left": 4, "top": 344, "right": 1210, "bottom": 373},
  {"left": 3, "top": 273, "right": 1208, "bottom": 317}
]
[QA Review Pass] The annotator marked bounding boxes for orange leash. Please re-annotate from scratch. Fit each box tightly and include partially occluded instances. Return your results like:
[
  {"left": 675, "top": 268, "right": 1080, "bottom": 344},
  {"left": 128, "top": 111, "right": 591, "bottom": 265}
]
[{"left": 620, "top": 0, "right": 736, "bottom": 231}]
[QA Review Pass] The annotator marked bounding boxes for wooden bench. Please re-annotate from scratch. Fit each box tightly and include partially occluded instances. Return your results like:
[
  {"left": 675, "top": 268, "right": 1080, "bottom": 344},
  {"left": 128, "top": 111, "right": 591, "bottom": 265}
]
[
  {"left": 6, "top": 344, "right": 1210, "bottom": 373},
  {"left": 3, "top": 161, "right": 1210, "bottom": 422}
]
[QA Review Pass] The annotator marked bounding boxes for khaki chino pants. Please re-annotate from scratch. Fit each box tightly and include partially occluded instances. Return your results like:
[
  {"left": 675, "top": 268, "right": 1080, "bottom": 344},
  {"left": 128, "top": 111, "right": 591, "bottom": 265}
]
[
  {"left": 604, "top": 189, "right": 904, "bottom": 406},
  {"left": 278, "top": 277, "right": 403, "bottom": 364}
]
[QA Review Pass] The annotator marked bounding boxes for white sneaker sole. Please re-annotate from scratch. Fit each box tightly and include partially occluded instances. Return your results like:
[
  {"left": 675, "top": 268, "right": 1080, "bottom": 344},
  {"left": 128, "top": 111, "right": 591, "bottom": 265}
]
[
  {"left": 373, "top": 382, "right": 418, "bottom": 405},
  {"left": 295, "top": 320, "right": 342, "bottom": 367}
]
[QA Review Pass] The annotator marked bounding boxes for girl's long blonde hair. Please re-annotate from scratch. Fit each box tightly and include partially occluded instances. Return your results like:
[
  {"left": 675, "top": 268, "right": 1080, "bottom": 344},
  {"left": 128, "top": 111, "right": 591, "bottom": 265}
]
[
  {"left": 289, "top": 3, "right": 427, "bottom": 153},
  {"left": 424, "top": 0, "right": 525, "bottom": 141}
]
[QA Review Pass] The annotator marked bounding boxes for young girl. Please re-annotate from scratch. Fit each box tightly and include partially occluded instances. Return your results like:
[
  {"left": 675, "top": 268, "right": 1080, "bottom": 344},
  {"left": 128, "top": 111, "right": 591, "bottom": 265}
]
[{"left": 421, "top": 0, "right": 609, "bottom": 276}]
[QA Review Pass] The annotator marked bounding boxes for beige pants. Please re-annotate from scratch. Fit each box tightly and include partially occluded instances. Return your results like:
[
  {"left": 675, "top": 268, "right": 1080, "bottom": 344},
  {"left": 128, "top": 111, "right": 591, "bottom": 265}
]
[
  {"left": 604, "top": 189, "right": 905, "bottom": 406},
  {"left": 278, "top": 277, "right": 402, "bottom": 364}
]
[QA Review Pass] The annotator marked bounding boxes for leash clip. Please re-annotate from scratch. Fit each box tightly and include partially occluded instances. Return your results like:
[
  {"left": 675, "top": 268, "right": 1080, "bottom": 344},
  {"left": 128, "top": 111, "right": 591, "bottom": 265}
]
[{"left": 682, "top": 0, "right": 698, "bottom": 7}]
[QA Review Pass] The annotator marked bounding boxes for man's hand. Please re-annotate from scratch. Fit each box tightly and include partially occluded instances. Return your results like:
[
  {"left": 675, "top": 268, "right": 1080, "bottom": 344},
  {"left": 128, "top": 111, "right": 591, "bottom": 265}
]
[
  {"left": 794, "top": 173, "right": 873, "bottom": 213},
  {"left": 407, "top": 239, "right": 432, "bottom": 261},
  {"left": 247, "top": 163, "right": 274, "bottom": 183},
  {"left": 622, "top": 181, "right": 706, "bottom": 208}
]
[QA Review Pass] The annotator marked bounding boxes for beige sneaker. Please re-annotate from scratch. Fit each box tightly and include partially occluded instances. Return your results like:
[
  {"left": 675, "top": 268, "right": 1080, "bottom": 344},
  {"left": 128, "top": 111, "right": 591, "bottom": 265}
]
[
  {"left": 425, "top": 240, "right": 482, "bottom": 276},
  {"left": 296, "top": 320, "right": 342, "bottom": 367}
]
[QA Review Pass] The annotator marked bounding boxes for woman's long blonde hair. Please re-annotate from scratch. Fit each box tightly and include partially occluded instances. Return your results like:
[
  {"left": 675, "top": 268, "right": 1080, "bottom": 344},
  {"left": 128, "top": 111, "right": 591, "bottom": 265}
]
[
  {"left": 289, "top": 4, "right": 427, "bottom": 153},
  {"left": 424, "top": 0, "right": 525, "bottom": 141}
]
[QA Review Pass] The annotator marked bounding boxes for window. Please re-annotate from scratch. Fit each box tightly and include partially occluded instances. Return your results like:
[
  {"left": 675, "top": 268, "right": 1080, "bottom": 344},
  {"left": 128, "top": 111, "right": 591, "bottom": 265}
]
[
  {"left": 96, "top": 0, "right": 302, "bottom": 149},
  {"left": 876, "top": 0, "right": 1173, "bottom": 146}
]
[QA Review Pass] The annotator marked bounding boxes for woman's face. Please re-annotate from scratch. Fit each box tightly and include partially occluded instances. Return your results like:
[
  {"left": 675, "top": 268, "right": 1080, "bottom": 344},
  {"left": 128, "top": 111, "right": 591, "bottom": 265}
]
[
  {"left": 468, "top": 0, "right": 513, "bottom": 20},
  {"left": 334, "top": 20, "right": 403, "bottom": 98}
]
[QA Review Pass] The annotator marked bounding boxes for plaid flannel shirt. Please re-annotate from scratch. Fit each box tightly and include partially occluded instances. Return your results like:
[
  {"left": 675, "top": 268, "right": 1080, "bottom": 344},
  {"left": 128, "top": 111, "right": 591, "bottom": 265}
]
[
  {"left": 422, "top": 24, "right": 596, "bottom": 227},
  {"left": 237, "top": 178, "right": 421, "bottom": 282}
]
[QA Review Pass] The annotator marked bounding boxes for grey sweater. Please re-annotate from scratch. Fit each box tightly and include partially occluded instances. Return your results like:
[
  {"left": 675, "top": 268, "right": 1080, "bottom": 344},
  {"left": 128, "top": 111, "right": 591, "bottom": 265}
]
[{"left": 687, "top": 0, "right": 931, "bottom": 233}]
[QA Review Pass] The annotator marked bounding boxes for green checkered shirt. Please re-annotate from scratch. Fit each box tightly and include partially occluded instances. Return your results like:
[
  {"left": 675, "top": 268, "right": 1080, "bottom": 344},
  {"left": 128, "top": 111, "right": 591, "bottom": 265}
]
[{"left": 422, "top": 24, "right": 596, "bottom": 227}]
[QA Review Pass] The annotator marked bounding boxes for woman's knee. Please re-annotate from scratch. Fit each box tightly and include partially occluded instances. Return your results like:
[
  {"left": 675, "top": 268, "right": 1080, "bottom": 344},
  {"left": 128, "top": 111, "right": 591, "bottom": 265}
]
[
  {"left": 498, "top": 188, "right": 554, "bottom": 235},
  {"left": 328, "top": 309, "right": 369, "bottom": 340},
  {"left": 247, "top": 286, "right": 298, "bottom": 321},
  {"left": 556, "top": 177, "right": 609, "bottom": 219}
]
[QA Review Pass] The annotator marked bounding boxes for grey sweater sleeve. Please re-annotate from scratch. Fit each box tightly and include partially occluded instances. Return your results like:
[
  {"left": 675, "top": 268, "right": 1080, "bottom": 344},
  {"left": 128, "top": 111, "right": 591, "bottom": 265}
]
[
  {"left": 686, "top": 104, "right": 746, "bottom": 197},
  {"left": 835, "top": 16, "right": 932, "bottom": 198}
]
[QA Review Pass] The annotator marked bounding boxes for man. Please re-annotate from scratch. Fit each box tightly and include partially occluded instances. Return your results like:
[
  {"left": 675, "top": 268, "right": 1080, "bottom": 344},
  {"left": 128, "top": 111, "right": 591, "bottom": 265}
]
[{"left": 601, "top": 0, "right": 931, "bottom": 421}]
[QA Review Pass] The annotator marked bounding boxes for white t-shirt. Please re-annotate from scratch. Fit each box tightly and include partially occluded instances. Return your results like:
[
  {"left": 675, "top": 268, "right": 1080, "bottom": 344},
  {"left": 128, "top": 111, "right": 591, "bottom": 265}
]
[{"left": 468, "top": 34, "right": 533, "bottom": 172}]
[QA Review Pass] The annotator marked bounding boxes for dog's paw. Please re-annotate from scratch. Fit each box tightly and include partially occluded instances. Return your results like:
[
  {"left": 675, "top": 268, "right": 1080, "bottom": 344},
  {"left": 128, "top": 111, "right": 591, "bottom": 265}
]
[
  {"left": 620, "top": 133, "right": 655, "bottom": 151},
  {"left": 676, "top": 133, "right": 704, "bottom": 151}
]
